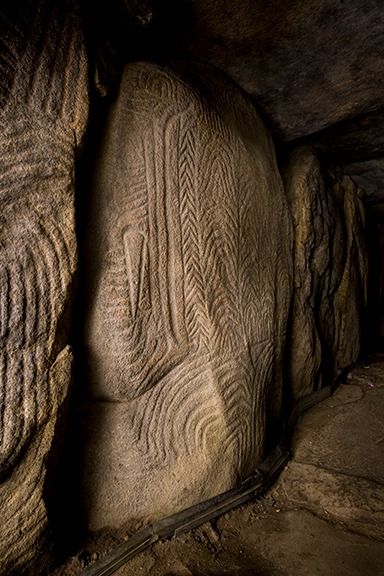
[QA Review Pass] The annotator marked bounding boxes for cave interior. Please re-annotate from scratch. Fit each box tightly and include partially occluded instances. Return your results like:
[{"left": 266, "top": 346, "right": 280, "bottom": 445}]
[{"left": 1, "top": 1, "right": 384, "bottom": 575}]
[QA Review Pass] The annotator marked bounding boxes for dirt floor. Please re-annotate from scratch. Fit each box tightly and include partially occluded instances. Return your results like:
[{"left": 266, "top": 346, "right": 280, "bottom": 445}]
[{"left": 51, "top": 356, "right": 384, "bottom": 576}]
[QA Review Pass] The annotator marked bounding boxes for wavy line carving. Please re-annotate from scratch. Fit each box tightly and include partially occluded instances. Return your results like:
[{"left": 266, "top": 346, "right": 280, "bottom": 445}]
[
  {"left": 82, "top": 61, "right": 293, "bottom": 528},
  {"left": 0, "top": 1, "right": 89, "bottom": 572}
]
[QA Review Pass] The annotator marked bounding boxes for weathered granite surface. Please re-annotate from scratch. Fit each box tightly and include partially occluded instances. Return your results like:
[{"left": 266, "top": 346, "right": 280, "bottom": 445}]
[
  {"left": 284, "top": 149, "right": 368, "bottom": 399},
  {"left": 80, "top": 61, "right": 293, "bottom": 530},
  {"left": 0, "top": 1, "right": 88, "bottom": 573}
]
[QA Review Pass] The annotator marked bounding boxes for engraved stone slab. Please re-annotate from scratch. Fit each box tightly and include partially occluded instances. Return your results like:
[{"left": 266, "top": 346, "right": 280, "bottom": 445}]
[
  {"left": 81, "top": 61, "right": 293, "bottom": 530},
  {"left": 0, "top": 1, "right": 89, "bottom": 573}
]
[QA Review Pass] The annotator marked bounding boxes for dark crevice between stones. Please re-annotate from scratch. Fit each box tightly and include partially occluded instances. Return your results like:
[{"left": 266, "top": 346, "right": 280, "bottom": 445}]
[{"left": 46, "top": 99, "right": 113, "bottom": 567}]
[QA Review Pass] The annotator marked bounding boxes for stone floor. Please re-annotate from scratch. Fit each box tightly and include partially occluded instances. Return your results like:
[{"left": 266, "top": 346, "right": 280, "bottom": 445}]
[{"left": 53, "top": 356, "right": 384, "bottom": 576}]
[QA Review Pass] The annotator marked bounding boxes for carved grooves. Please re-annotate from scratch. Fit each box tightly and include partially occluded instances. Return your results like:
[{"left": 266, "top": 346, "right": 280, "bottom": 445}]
[
  {"left": 197, "top": 128, "right": 263, "bottom": 469},
  {"left": 83, "top": 66, "right": 291, "bottom": 501},
  {"left": 100, "top": 123, "right": 190, "bottom": 399},
  {"left": 1, "top": 349, "right": 71, "bottom": 575},
  {"left": 0, "top": 216, "right": 73, "bottom": 477},
  {"left": 133, "top": 357, "right": 222, "bottom": 464},
  {"left": 131, "top": 91, "right": 271, "bottom": 469},
  {"left": 0, "top": 1, "right": 88, "bottom": 572},
  {"left": 2, "top": 0, "right": 88, "bottom": 135},
  {"left": 0, "top": 0, "right": 35, "bottom": 108},
  {"left": 103, "top": 148, "right": 149, "bottom": 341},
  {"left": 199, "top": 138, "right": 242, "bottom": 352},
  {"left": 129, "top": 94, "right": 224, "bottom": 463},
  {"left": 1, "top": 433, "right": 49, "bottom": 572},
  {"left": 178, "top": 118, "right": 210, "bottom": 351},
  {"left": 131, "top": 89, "right": 268, "bottom": 469},
  {"left": 0, "top": 119, "right": 74, "bottom": 212},
  {"left": 0, "top": 121, "right": 75, "bottom": 477}
]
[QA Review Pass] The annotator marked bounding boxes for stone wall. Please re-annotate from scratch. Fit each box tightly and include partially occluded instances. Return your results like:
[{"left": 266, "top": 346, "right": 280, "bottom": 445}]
[
  {"left": 0, "top": 3, "right": 371, "bottom": 573},
  {"left": 0, "top": 1, "right": 88, "bottom": 573},
  {"left": 80, "top": 61, "right": 293, "bottom": 530},
  {"left": 284, "top": 149, "right": 368, "bottom": 400}
]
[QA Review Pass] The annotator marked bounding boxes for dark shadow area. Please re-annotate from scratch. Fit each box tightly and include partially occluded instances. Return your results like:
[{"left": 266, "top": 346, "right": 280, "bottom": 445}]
[
  {"left": 80, "top": 0, "right": 195, "bottom": 98},
  {"left": 44, "top": 78, "right": 115, "bottom": 562},
  {"left": 365, "top": 204, "right": 384, "bottom": 353}
]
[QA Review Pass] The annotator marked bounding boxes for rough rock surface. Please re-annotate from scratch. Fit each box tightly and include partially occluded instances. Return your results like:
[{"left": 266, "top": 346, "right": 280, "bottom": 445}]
[
  {"left": 180, "top": 0, "right": 384, "bottom": 140},
  {"left": 51, "top": 358, "right": 384, "bottom": 576},
  {"left": 297, "top": 108, "right": 384, "bottom": 166},
  {"left": 284, "top": 148, "right": 344, "bottom": 397},
  {"left": 80, "top": 61, "right": 293, "bottom": 530},
  {"left": 0, "top": 1, "right": 88, "bottom": 574},
  {"left": 329, "top": 171, "right": 368, "bottom": 372},
  {"left": 343, "top": 159, "right": 384, "bottom": 204},
  {"left": 284, "top": 149, "right": 367, "bottom": 399},
  {"left": 272, "top": 359, "right": 384, "bottom": 545}
]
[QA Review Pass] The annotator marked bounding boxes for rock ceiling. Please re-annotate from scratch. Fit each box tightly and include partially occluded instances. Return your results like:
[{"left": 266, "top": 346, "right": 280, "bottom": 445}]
[{"left": 114, "top": 0, "right": 384, "bottom": 201}]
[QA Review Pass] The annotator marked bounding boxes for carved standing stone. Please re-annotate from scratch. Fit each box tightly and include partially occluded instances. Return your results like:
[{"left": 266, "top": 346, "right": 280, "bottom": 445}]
[
  {"left": 0, "top": 1, "right": 88, "bottom": 574},
  {"left": 284, "top": 148, "right": 368, "bottom": 400},
  {"left": 81, "top": 61, "right": 293, "bottom": 530}
]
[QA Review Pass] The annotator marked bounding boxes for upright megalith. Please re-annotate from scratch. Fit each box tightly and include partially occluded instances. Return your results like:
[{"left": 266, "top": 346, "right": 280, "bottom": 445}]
[
  {"left": 328, "top": 170, "right": 368, "bottom": 373},
  {"left": 284, "top": 148, "right": 368, "bottom": 400},
  {"left": 0, "top": 1, "right": 89, "bottom": 573},
  {"left": 81, "top": 61, "right": 293, "bottom": 530}
]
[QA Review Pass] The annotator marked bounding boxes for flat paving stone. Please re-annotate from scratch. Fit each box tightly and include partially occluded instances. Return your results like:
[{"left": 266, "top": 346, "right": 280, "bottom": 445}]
[
  {"left": 273, "top": 461, "right": 384, "bottom": 541},
  {"left": 291, "top": 382, "right": 384, "bottom": 484}
]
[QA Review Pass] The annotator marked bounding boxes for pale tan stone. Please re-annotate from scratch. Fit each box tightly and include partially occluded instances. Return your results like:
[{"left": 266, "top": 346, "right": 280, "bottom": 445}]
[{"left": 81, "top": 61, "right": 293, "bottom": 530}]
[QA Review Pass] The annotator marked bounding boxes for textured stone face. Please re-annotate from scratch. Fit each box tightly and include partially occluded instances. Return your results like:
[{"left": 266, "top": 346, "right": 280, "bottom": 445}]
[
  {"left": 81, "top": 62, "right": 293, "bottom": 530},
  {"left": 177, "top": 0, "right": 384, "bottom": 141},
  {"left": 329, "top": 172, "right": 368, "bottom": 372},
  {"left": 284, "top": 149, "right": 368, "bottom": 399},
  {"left": 0, "top": 1, "right": 88, "bottom": 574},
  {"left": 343, "top": 160, "right": 384, "bottom": 204},
  {"left": 0, "top": 3, "right": 373, "bottom": 570},
  {"left": 284, "top": 148, "right": 343, "bottom": 398}
]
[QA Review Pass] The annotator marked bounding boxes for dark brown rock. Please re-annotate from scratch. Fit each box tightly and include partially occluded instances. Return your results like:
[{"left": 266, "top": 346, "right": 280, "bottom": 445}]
[
  {"left": 284, "top": 149, "right": 368, "bottom": 399},
  {"left": 284, "top": 148, "right": 342, "bottom": 397},
  {"left": 0, "top": 1, "right": 89, "bottom": 573},
  {"left": 328, "top": 171, "right": 368, "bottom": 373},
  {"left": 296, "top": 108, "right": 384, "bottom": 166},
  {"left": 179, "top": 0, "right": 384, "bottom": 141},
  {"left": 343, "top": 159, "right": 384, "bottom": 204}
]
